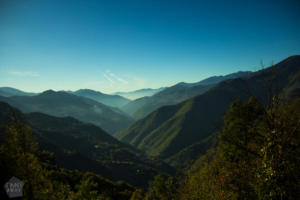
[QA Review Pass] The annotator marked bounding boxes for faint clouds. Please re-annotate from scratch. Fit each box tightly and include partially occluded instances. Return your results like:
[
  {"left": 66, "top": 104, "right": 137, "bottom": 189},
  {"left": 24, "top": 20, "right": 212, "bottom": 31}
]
[
  {"left": 104, "top": 73, "right": 115, "bottom": 87},
  {"left": 9, "top": 71, "right": 40, "bottom": 77},
  {"left": 104, "top": 70, "right": 128, "bottom": 85}
]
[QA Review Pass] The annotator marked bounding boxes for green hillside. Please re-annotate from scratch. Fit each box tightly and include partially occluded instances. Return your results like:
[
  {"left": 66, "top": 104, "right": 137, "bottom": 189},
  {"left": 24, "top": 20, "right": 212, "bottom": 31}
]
[
  {"left": 117, "top": 56, "right": 300, "bottom": 161},
  {"left": 25, "top": 111, "right": 175, "bottom": 186},
  {"left": 0, "top": 102, "right": 136, "bottom": 200},
  {"left": 176, "top": 97, "right": 300, "bottom": 200},
  {"left": 0, "top": 102, "right": 175, "bottom": 188},
  {"left": 121, "top": 84, "right": 214, "bottom": 119},
  {"left": 165, "top": 133, "right": 217, "bottom": 169}
]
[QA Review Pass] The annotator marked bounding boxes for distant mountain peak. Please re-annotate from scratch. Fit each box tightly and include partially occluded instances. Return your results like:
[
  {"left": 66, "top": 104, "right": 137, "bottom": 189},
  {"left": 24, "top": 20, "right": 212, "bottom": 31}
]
[
  {"left": 0, "top": 87, "right": 37, "bottom": 97},
  {"left": 76, "top": 89, "right": 104, "bottom": 94},
  {"left": 42, "top": 89, "right": 56, "bottom": 94},
  {"left": 0, "top": 89, "right": 134, "bottom": 134},
  {"left": 176, "top": 82, "right": 187, "bottom": 86},
  {"left": 73, "top": 89, "right": 131, "bottom": 108},
  {"left": 40, "top": 90, "right": 68, "bottom": 96}
]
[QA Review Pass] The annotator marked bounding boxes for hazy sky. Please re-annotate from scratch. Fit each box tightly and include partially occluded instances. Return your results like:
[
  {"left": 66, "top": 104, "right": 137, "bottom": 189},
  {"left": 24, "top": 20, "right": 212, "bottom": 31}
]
[{"left": 0, "top": 0, "right": 300, "bottom": 93}]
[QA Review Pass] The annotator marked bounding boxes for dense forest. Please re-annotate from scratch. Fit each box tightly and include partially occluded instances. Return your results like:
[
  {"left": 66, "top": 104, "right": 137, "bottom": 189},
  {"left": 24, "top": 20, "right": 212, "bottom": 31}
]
[
  {"left": 1, "top": 94, "right": 299, "bottom": 199},
  {"left": 0, "top": 102, "right": 136, "bottom": 199}
]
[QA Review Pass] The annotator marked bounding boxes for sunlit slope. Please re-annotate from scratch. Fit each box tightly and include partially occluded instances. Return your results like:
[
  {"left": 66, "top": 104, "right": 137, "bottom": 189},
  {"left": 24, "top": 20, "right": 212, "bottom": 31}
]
[{"left": 117, "top": 56, "right": 300, "bottom": 160}]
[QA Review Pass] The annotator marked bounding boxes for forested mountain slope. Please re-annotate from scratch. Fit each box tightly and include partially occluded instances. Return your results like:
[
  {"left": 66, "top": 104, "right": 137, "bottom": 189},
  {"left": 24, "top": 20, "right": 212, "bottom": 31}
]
[
  {"left": 0, "top": 102, "right": 175, "bottom": 187},
  {"left": 0, "top": 102, "right": 136, "bottom": 200},
  {"left": 117, "top": 56, "right": 300, "bottom": 161}
]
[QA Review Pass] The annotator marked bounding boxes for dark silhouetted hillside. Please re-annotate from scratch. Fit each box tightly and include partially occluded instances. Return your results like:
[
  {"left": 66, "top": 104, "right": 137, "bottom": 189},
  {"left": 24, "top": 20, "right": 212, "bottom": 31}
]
[{"left": 0, "top": 102, "right": 175, "bottom": 188}]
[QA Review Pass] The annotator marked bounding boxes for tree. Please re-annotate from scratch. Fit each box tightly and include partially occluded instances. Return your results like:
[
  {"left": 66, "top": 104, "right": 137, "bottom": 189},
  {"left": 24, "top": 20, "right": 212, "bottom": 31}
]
[
  {"left": 0, "top": 121, "right": 59, "bottom": 199},
  {"left": 130, "top": 189, "right": 144, "bottom": 200},
  {"left": 69, "top": 177, "right": 104, "bottom": 200},
  {"left": 144, "top": 175, "right": 177, "bottom": 200},
  {"left": 256, "top": 98, "right": 300, "bottom": 199},
  {"left": 216, "top": 97, "right": 265, "bottom": 199},
  {"left": 179, "top": 150, "right": 235, "bottom": 200},
  {"left": 178, "top": 97, "right": 300, "bottom": 200}
]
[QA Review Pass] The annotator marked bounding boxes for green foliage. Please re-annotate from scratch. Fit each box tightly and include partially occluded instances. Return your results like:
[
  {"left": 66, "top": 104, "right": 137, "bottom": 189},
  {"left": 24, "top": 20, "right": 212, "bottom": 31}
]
[
  {"left": 130, "top": 189, "right": 144, "bottom": 200},
  {"left": 179, "top": 97, "right": 300, "bottom": 200},
  {"left": 144, "top": 175, "right": 177, "bottom": 200},
  {"left": 0, "top": 102, "right": 136, "bottom": 200},
  {"left": 166, "top": 133, "right": 217, "bottom": 169},
  {"left": 25, "top": 112, "right": 175, "bottom": 187},
  {"left": 179, "top": 150, "right": 235, "bottom": 200},
  {"left": 212, "top": 97, "right": 264, "bottom": 199},
  {"left": 0, "top": 117, "right": 64, "bottom": 199},
  {"left": 256, "top": 98, "right": 300, "bottom": 199},
  {"left": 69, "top": 177, "right": 103, "bottom": 200}
]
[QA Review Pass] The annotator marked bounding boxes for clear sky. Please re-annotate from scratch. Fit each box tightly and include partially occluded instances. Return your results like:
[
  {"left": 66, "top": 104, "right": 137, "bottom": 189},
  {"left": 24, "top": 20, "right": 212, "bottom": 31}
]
[{"left": 0, "top": 0, "right": 300, "bottom": 93}]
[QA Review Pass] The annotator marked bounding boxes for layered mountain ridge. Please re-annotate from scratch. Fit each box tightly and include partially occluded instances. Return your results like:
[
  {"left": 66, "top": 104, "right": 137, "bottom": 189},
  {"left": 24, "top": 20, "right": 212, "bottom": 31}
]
[
  {"left": 0, "top": 101, "right": 175, "bottom": 187},
  {"left": 117, "top": 56, "right": 300, "bottom": 168},
  {"left": 73, "top": 89, "right": 131, "bottom": 108},
  {"left": 114, "top": 87, "right": 166, "bottom": 100},
  {"left": 0, "top": 87, "right": 37, "bottom": 97},
  {"left": 0, "top": 90, "right": 134, "bottom": 134},
  {"left": 121, "top": 71, "right": 253, "bottom": 119}
]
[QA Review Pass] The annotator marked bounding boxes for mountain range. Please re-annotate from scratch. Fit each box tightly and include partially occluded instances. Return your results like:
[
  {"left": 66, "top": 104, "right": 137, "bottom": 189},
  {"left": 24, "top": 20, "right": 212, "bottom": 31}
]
[
  {"left": 0, "top": 90, "right": 134, "bottom": 134},
  {"left": 0, "top": 101, "right": 175, "bottom": 187},
  {"left": 116, "top": 56, "right": 300, "bottom": 168},
  {"left": 0, "top": 87, "right": 37, "bottom": 97},
  {"left": 114, "top": 87, "right": 166, "bottom": 100},
  {"left": 72, "top": 89, "right": 131, "bottom": 108},
  {"left": 121, "top": 71, "right": 252, "bottom": 119},
  {"left": 1, "top": 56, "right": 299, "bottom": 172}
]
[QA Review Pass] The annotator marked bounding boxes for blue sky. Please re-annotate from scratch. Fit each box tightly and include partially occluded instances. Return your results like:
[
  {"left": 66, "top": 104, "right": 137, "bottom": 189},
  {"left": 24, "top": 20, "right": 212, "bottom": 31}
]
[{"left": 0, "top": 0, "right": 300, "bottom": 93}]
